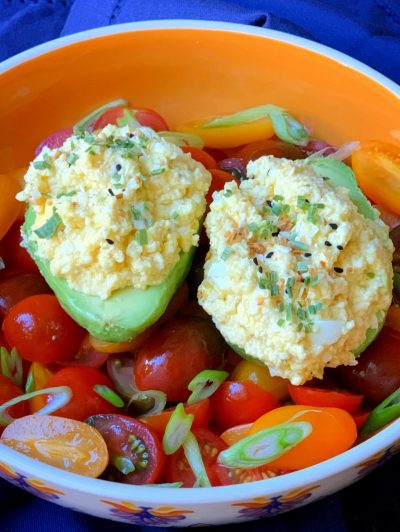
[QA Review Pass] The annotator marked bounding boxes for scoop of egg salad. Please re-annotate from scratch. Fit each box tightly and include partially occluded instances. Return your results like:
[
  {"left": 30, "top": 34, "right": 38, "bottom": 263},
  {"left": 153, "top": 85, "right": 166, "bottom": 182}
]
[
  {"left": 18, "top": 125, "right": 211, "bottom": 299},
  {"left": 198, "top": 156, "right": 393, "bottom": 385}
]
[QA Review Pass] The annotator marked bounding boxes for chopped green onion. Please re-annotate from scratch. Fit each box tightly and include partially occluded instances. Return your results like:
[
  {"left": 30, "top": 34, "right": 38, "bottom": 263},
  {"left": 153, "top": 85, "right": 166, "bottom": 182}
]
[
  {"left": 116, "top": 109, "right": 140, "bottom": 128},
  {"left": 304, "top": 274, "right": 319, "bottom": 287},
  {"left": 367, "top": 272, "right": 376, "bottom": 279},
  {"left": 221, "top": 247, "right": 233, "bottom": 260},
  {"left": 286, "top": 276, "right": 295, "bottom": 297},
  {"left": 163, "top": 403, "right": 194, "bottom": 455},
  {"left": 360, "top": 387, "right": 400, "bottom": 436},
  {"left": 68, "top": 153, "right": 79, "bottom": 166},
  {"left": 136, "top": 228, "right": 148, "bottom": 246},
  {"left": 56, "top": 191, "right": 77, "bottom": 198},
  {"left": 273, "top": 195, "right": 284, "bottom": 201},
  {"left": 223, "top": 189, "right": 233, "bottom": 197},
  {"left": 277, "top": 319, "right": 285, "bottom": 327},
  {"left": 0, "top": 386, "right": 72, "bottom": 427},
  {"left": 150, "top": 168, "right": 165, "bottom": 176},
  {"left": 218, "top": 421, "right": 312, "bottom": 468},
  {"left": 33, "top": 154, "right": 52, "bottom": 171},
  {"left": 34, "top": 210, "right": 62, "bottom": 239},
  {"left": 73, "top": 98, "right": 128, "bottom": 133},
  {"left": 182, "top": 432, "right": 211, "bottom": 487},
  {"left": 144, "top": 482, "right": 183, "bottom": 488},
  {"left": 0, "top": 347, "right": 23, "bottom": 388},
  {"left": 248, "top": 222, "right": 258, "bottom": 232},
  {"left": 291, "top": 240, "right": 308, "bottom": 251},
  {"left": 285, "top": 303, "right": 293, "bottom": 321},
  {"left": 187, "top": 369, "right": 229, "bottom": 405},
  {"left": 159, "top": 131, "right": 204, "bottom": 149},
  {"left": 112, "top": 455, "right": 135, "bottom": 475},
  {"left": 136, "top": 390, "right": 167, "bottom": 417},
  {"left": 297, "top": 262, "right": 309, "bottom": 273},
  {"left": 296, "top": 322, "right": 304, "bottom": 332},
  {"left": 93, "top": 384, "right": 124, "bottom": 408},
  {"left": 172, "top": 211, "right": 180, "bottom": 219}
]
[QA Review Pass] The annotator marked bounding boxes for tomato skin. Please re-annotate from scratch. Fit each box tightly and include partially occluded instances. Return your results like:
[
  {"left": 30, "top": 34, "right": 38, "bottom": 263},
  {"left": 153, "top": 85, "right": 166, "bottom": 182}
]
[
  {"left": 0, "top": 223, "right": 38, "bottom": 274},
  {"left": 210, "top": 380, "right": 279, "bottom": 431},
  {"left": 0, "top": 273, "right": 51, "bottom": 319},
  {"left": 92, "top": 106, "right": 169, "bottom": 132},
  {"left": 87, "top": 414, "right": 166, "bottom": 485},
  {"left": 220, "top": 423, "right": 252, "bottom": 446},
  {"left": 181, "top": 146, "right": 217, "bottom": 170},
  {"left": 60, "top": 335, "right": 109, "bottom": 369},
  {"left": 3, "top": 295, "right": 85, "bottom": 363},
  {"left": 335, "top": 327, "right": 400, "bottom": 405},
  {"left": 238, "top": 139, "right": 306, "bottom": 161},
  {"left": 218, "top": 157, "right": 248, "bottom": 181},
  {"left": 288, "top": 385, "right": 363, "bottom": 414},
  {"left": 0, "top": 374, "right": 28, "bottom": 428},
  {"left": 250, "top": 405, "right": 357, "bottom": 470},
  {"left": 27, "top": 362, "right": 54, "bottom": 413},
  {"left": 134, "top": 316, "right": 225, "bottom": 402},
  {"left": 352, "top": 410, "right": 371, "bottom": 430},
  {"left": 230, "top": 359, "right": 289, "bottom": 401},
  {"left": 44, "top": 366, "right": 120, "bottom": 421},
  {"left": 212, "top": 463, "right": 278, "bottom": 485},
  {"left": 165, "top": 428, "right": 227, "bottom": 487},
  {"left": 0, "top": 171, "right": 22, "bottom": 241},
  {"left": 206, "top": 169, "right": 239, "bottom": 204},
  {"left": 143, "top": 399, "right": 211, "bottom": 437},
  {"left": 34, "top": 128, "right": 73, "bottom": 156},
  {"left": 385, "top": 305, "right": 400, "bottom": 335},
  {"left": 351, "top": 141, "right": 400, "bottom": 215}
]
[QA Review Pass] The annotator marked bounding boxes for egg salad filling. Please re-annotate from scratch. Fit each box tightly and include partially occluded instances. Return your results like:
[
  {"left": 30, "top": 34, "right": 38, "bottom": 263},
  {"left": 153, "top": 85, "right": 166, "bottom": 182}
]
[
  {"left": 198, "top": 156, "right": 393, "bottom": 384},
  {"left": 17, "top": 125, "right": 211, "bottom": 299}
]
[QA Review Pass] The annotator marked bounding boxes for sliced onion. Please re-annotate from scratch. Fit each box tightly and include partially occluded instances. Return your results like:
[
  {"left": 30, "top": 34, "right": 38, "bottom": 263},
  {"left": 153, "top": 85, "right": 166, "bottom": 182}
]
[
  {"left": 182, "top": 432, "right": 211, "bottom": 487},
  {"left": 187, "top": 369, "right": 229, "bottom": 405},
  {"left": 162, "top": 403, "right": 194, "bottom": 455},
  {"left": 1, "top": 347, "right": 23, "bottom": 388},
  {"left": 329, "top": 141, "right": 361, "bottom": 161},
  {"left": 73, "top": 99, "right": 128, "bottom": 133},
  {"left": 159, "top": 131, "right": 204, "bottom": 149},
  {"left": 302, "top": 139, "right": 336, "bottom": 156},
  {"left": 311, "top": 319, "right": 346, "bottom": 346},
  {"left": 0, "top": 386, "right": 72, "bottom": 427}
]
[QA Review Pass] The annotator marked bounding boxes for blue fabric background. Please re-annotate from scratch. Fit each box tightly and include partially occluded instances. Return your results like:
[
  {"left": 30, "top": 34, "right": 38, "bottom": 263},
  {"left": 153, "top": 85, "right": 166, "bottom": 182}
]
[{"left": 0, "top": 1, "right": 399, "bottom": 530}]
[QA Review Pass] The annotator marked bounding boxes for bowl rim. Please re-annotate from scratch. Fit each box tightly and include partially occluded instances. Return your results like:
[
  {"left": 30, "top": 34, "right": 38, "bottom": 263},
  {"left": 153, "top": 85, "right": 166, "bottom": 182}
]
[{"left": 0, "top": 19, "right": 399, "bottom": 505}]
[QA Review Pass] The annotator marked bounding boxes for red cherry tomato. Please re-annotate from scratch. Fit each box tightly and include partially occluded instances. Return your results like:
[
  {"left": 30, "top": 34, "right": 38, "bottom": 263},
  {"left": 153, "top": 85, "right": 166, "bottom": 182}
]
[
  {"left": 92, "top": 106, "right": 169, "bottom": 132},
  {"left": 0, "top": 374, "right": 29, "bottom": 431},
  {"left": 87, "top": 414, "right": 165, "bottom": 485},
  {"left": 206, "top": 169, "right": 239, "bottom": 204},
  {"left": 0, "top": 223, "right": 38, "bottom": 274},
  {"left": 59, "top": 335, "right": 109, "bottom": 369},
  {"left": 335, "top": 327, "right": 400, "bottom": 405},
  {"left": 35, "top": 127, "right": 73, "bottom": 156},
  {"left": 210, "top": 381, "right": 279, "bottom": 431},
  {"left": 0, "top": 274, "right": 51, "bottom": 319},
  {"left": 352, "top": 409, "right": 371, "bottom": 430},
  {"left": 165, "top": 428, "right": 227, "bottom": 487},
  {"left": 288, "top": 385, "right": 364, "bottom": 414},
  {"left": 45, "top": 366, "right": 121, "bottom": 421},
  {"left": 134, "top": 316, "right": 225, "bottom": 402},
  {"left": 3, "top": 295, "right": 86, "bottom": 363},
  {"left": 181, "top": 146, "right": 217, "bottom": 169},
  {"left": 212, "top": 463, "right": 281, "bottom": 485},
  {"left": 217, "top": 157, "right": 248, "bottom": 181},
  {"left": 238, "top": 139, "right": 306, "bottom": 161},
  {"left": 143, "top": 399, "right": 211, "bottom": 437}
]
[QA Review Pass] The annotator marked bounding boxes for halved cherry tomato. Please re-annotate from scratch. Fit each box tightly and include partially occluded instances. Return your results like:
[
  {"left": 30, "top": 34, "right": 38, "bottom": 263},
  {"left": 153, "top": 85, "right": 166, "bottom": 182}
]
[
  {"left": 352, "top": 410, "right": 371, "bottom": 430},
  {"left": 1, "top": 414, "right": 108, "bottom": 477},
  {"left": 3, "top": 295, "right": 85, "bottom": 363},
  {"left": 143, "top": 399, "right": 211, "bottom": 437},
  {"left": 0, "top": 374, "right": 28, "bottom": 431},
  {"left": 92, "top": 106, "right": 169, "bottom": 132},
  {"left": 60, "top": 335, "right": 109, "bottom": 369},
  {"left": 231, "top": 359, "right": 289, "bottom": 401},
  {"left": 87, "top": 414, "right": 165, "bottom": 485},
  {"left": 212, "top": 463, "right": 279, "bottom": 485},
  {"left": 238, "top": 139, "right": 305, "bottom": 161},
  {"left": 165, "top": 428, "right": 227, "bottom": 487},
  {"left": 351, "top": 141, "right": 400, "bottom": 215},
  {"left": 288, "top": 385, "right": 363, "bottom": 414},
  {"left": 181, "top": 146, "right": 217, "bottom": 169},
  {"left": 134, "top": 316, "right": 225, "bottom": 402},
  {"left": 27, "top": 362, "right": 54, "bottom": 413},
  {"left": 249, "top": 405, "right": 357, "bottom": 470},
  {"left": 0, "top": 170, "right": 22, "bottom": 241},
  {"left": 0, "top": 222, "right": 38, "bottom": 274},
  {"left": 220, "top": 423, "right": 252, "bottom": 446},
  {"left": 0, "top": 273, "right": 51, "bottom": 319},
  {"left": 35, "top": 127, "right": 73, "bottom": 156},
  {"left": 218, "top": 157, "right": 248, "bottom": 180},
  {"left": 206, "top": 169, "right": 239, "bottom": 204},
  {"left": 176, "top": 117, "right": 274, "bottom": 149},
  {"left": 45, "top": 366, "right": 121, "bottom": 421},
  {"left": 210, "top": 381, "right": 279, "bottom": 431},
  {"left": 385, "top": 305, "right": 400, "bottom": 335}
]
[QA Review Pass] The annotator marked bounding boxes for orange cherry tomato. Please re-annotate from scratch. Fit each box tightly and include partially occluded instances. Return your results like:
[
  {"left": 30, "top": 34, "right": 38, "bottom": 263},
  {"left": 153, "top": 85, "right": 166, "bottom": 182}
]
[
  {"left": 231, "top": 359, "right": 289, "bottom": 401},
  {"left": 1, "top": 414, "right": 108, "bottom": 478},
  {"left": 351, "top": 141, "right": 400, "bottom": 215},
  {"left": 249, "top": 405, "right": 357, "bottom": 470},
  {"left": 385, "top": 305, "right": 400, "bottom": 335},
  {"left": 288, "top": 385, "right": 364, "bottom": 414},
  {"left": 27, "top": 362, "right": 54, "bottom": 413},
  {"left": 206, "top": 169, "right": 239, "bottom": 204},
  {"left": 181, "top": 146, "right": 217, "bottom": 169},
  {"left": 176, "top": 117, "right": 274, "bottom": 149},
  {"left": 220, "top": 423, "right": 252, "bottom": 446},
  {"left": 0, "top": 170, "right": 22, "bottom": 240},
  {"left": 238, "top": 139, "right": 306, "bottom": 161}
]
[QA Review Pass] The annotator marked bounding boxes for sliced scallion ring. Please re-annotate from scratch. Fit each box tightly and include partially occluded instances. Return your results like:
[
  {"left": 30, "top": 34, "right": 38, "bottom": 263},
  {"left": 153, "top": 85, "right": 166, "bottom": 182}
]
[
  {"left": 218, "top": 421, "right": 312, "bottom": 469},
  {"left": 159, "top": 131, "right": 204, "bottom": 149},
  {"left": 182, "top": 431, "right": 211, "bottom": 487},
  {"left": 93, "top": 384, "right": 124, "bottom": 408},
  {"left": 0, "top": 347, "right": 23, "bottom": 388},
  {"left": 136, "top": 390, "right": 167, "bottom": 418},
  {"left": 116, "top": 109, "right": 140, "bottom": 128},
  {"left": 34, "top": 209, "right": 62, "bottom": 239},
  {"left": 0, "top": 386, "right": 72, "bottom": 427},
  {"left": 73, "top": 99, "right": 128, "bottom": 134},
  {"left": 162, "top": 403, "right": 194, "bottom": 455},
  {"left": 187, "top": 369, "right": 229, "bottom": 405}
]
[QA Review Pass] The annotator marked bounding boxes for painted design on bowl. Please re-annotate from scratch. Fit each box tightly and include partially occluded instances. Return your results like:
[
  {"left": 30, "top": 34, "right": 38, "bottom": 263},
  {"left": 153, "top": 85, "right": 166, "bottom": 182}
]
[
  {"left": 356, "top": 443, "right": 400, "bottom": 478},
  {"left": 100, "top": 499, "right": 194, "bottom": 525},
  {"left": 232, "top": 484, "right": 320, "bottom": 519},
  {"left": 0, "top": 461, "right": 64, "bottom": 501}
]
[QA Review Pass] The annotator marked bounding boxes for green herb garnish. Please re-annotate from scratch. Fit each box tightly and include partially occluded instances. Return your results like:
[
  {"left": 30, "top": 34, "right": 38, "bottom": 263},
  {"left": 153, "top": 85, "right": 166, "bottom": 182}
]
[
  {"left": 67, "top": 153, "right": 79, "bottom": 166},
  {"left": 33, "top": 154, "right": 52, "bottom": 171},
  {"left": 34, "top": 210, "right": 62, "bottom": 239},
  {"left": 136, "top": 229, "right": 148, "bottom": 246},
  {"left": 221, "top": 247, "right": 233, "bottom": 260}
]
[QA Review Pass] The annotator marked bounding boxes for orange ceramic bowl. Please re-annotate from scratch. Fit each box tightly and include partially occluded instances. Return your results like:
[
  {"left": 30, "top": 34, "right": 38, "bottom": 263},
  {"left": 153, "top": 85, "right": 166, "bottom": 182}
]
[{"left": 0, "top": 20, "right": 399, "bottom": 526}]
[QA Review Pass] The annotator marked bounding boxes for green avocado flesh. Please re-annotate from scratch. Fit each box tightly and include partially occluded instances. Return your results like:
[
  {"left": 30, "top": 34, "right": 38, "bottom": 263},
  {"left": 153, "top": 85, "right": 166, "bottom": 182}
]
[
  {"left": 23, "top": 207, "right": 195, "bottom": 342},
  {"left": 230, "top": 158, "right": 391, "bottom": 364}
]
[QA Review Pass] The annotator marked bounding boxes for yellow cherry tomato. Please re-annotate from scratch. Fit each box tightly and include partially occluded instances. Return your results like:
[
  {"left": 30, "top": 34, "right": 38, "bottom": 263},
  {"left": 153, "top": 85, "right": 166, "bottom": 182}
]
[
  {"left": 231, "top": 359, "right": 289, "bottom": 401},
  {"left": 1, "top": 414, "right": 109, "bottom": 477},
  {"left": 175, "top": 117, "right": 274, "bottom": 149},
  {"left": 0, "top": 170, "right": 23, "bottom": 240},
  {"left": 27, "top": 362, "right": 54, "bottom": 413},
  {"left": 249, "top": 405, "right": 357, "bottom": 470},
  {"left": 352, "top": 141, "right": 400, "bottom": 215}
]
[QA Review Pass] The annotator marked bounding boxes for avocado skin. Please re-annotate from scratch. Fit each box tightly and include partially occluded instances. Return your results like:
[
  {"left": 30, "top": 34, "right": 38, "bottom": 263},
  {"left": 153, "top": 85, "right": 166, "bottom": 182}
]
[{"left": 23, "top": 207, "right": 195, "bottom": 342}]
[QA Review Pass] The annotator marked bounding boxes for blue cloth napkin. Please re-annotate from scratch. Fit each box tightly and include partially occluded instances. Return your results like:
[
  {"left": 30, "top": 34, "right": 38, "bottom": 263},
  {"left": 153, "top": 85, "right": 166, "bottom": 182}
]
[{"left": 0, "top": 1, "right": 399, "bottom": 531}]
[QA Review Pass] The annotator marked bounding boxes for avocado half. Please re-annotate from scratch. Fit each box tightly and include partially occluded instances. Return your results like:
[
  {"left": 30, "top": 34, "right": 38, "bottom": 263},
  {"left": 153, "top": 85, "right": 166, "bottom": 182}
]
[
  {"left": 230, "top": 157, "right": 391, "bottom": 362},
  {"left": 23, "top": 207, "right": 195, "bottom": 342}
]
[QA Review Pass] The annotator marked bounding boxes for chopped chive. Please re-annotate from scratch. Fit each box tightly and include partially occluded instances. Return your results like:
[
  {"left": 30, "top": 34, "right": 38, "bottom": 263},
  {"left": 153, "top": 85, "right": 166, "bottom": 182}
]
[
  {"left": 296, "top": 322, "right": 304, "bottom": 332},
  {"left": 56, "top": 191, "right": 77, "bottom": 198},
  {"left": 286, "top": 276, "right": 295, "bottom": 297},
  {"left": 304, "top": 274, "right": 319, "bottom": 287},
  {"left": 285, "top": 303, "right": 293, "bottom": 321},
  {"left": 273, "top": 195, "right": 284, "bottom": 201},
  {"left": 172, "top": 211, "right": 179, "bottom": 219},
  {"left": 297, "top": 262, "right": 309, "bottom": 273},
  {"left": 221, "top": 247, "right": 233, "bottom": 260},
  {"left": 367, "top": 272, "right": 375, "bottom": 278},
  {"left": 308, "top": 304, "right": 317, "bottom": 315},
  {"left": 136, "top": 229, "right": 148, "bottom": 246},
  {"left": 33, "top": 154, "right": 52, "bottom": 170},
  {"left": 150, "top": 168, "right": 165, "bottom": 176},
  {"left": 259, "top": 277, "right": 268, "bottom": 289},
  {"left": 224, "top": 189, "right": 233, "bottom": 197},
  {"left": 34, "top": 210, "right": 62, "bottom": 239},
  {"left": 112, "top": 455, "right": 135, "bottom": 475},
  {"left": 68, "top": 153, "right": 79, "bottom": 166},
  {"left": 291, "top": 240, "right": 308, "bottom": 251},
  {"left": 248, "top": 222, "right": 258, "bottom": 232},
  {"left": 93, "top": 385, "right": 124, "bottom": 407},
  {"left": 277, "top": 318, "right": 285, "bottom": 327}
]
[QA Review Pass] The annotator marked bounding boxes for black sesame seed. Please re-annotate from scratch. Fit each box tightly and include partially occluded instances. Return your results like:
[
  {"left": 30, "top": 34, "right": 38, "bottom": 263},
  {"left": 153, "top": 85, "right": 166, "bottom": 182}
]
[
  {"left": 253, "top": 257, "right": 258, "bottom": 265},
  {"left": 266, "top": 252, "right": 274, "bottom": 259},
  {"left": 329, "top": 223, "right": 338, "bottom": 230},
  {"left": 334, "top": 267, "right": 343, "bottom": 273},
  {"left": 266, "top": 200, "right": 272, "bottom": 207},
  {"left": 304, "top": 252, "right": 312, "bottom": 257},
  {"left": 337, "top": 245, "right": 343, "bottom": 250},
  {"left": 258, "top": 266, "right": 263, "bottom": 274},
  {"left": 115, "top": 164, "right": 122, "bottom": 171},
  {"left": 106, "top": 239, "right": 114, "bottom": 245},
  {"left": 305, "top": 199, "right": 310, "bottom": 204},
  {"left": 108, "top": 188, "right": 115, "bottom": 196},
  {"left": 129, "top": 133, "right": 135, "bottom": 138},
  {"left": 325, "top": 241, "right": 332, "bottom": 247},
  {"left": 272, "top": 229, "right": 280, "bottom": 237}
]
